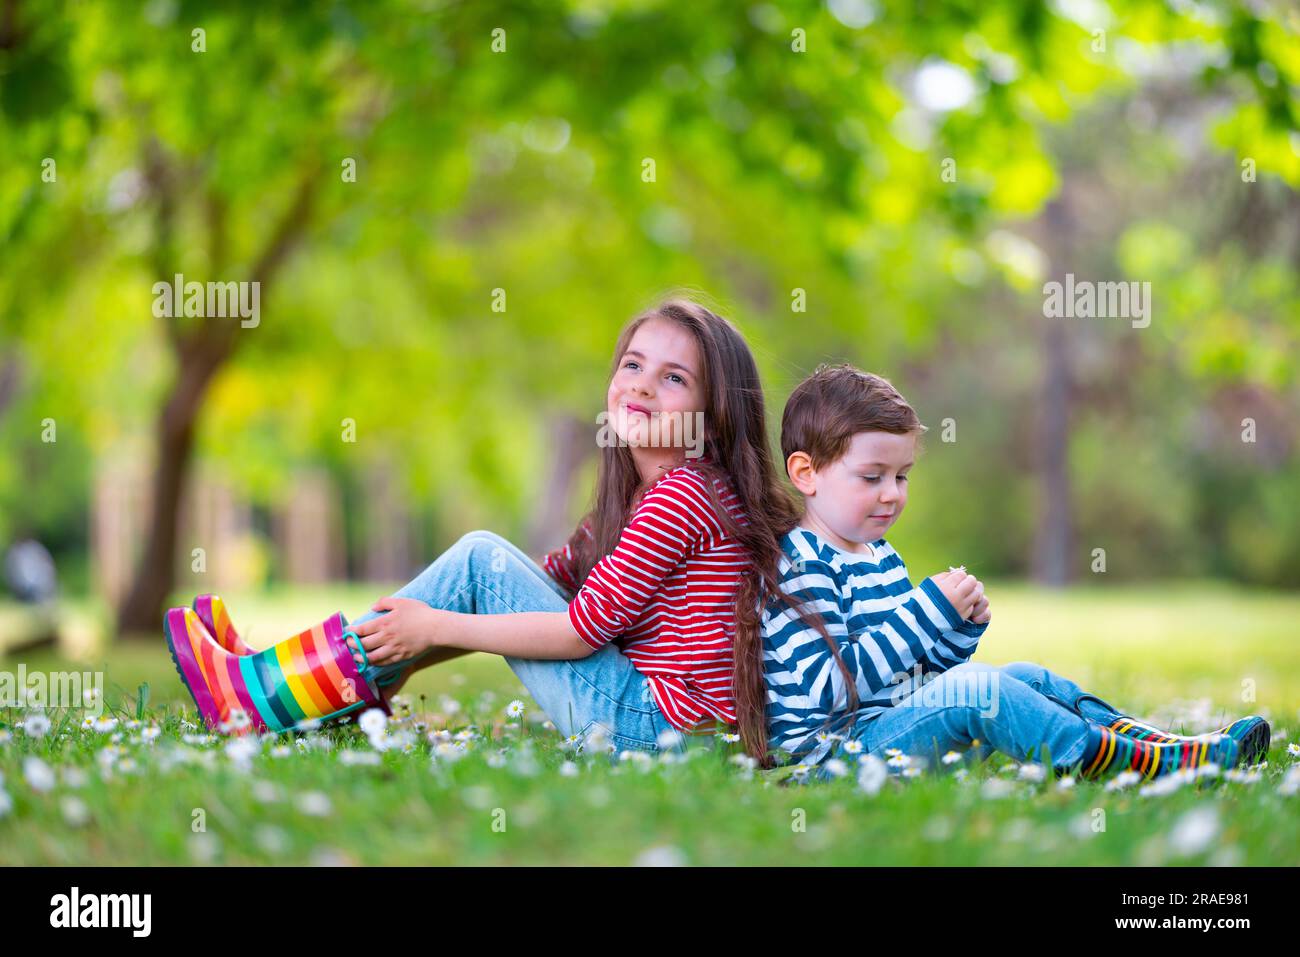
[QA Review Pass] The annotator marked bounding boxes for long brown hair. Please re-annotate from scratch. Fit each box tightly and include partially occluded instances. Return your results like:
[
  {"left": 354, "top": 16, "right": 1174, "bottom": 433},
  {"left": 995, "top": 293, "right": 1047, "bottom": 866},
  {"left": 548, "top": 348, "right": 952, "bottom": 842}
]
[{"left": 557, "top": 297, "right": 799, "bottom": 763}]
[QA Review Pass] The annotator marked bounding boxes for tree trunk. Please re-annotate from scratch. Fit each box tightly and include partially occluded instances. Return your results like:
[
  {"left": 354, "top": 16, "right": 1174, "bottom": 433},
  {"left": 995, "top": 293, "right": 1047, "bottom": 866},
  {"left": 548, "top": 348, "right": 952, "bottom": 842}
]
[
  {"left": 1030, "top": 198, "right": 1075, "bottom": 586},
  {"left": 1032, "top": 320, "right": 1073, "bottom": 585},
  {"left": 115, "top": 339, "right": 230, "bottom": 636},
  {"left": 115, "top": 155, "right": 321, "bottom": 638}
]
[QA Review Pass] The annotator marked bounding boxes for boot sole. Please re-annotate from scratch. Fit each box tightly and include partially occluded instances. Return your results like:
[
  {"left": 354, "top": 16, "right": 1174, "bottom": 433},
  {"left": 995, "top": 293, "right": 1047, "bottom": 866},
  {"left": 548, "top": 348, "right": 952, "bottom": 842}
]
[{"left": 164, "top": 608, "right": 220, "bottom": 729}]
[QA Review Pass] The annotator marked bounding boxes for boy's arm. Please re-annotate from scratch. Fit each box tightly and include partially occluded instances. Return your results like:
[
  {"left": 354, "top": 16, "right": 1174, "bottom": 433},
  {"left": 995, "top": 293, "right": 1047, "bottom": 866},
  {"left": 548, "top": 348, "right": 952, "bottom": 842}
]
[
  {"left": 770, "top": 558, "right": 970, "bottom": 709},
  {"left": 907, "top": 576, "right": 988, "bottom": 668}
]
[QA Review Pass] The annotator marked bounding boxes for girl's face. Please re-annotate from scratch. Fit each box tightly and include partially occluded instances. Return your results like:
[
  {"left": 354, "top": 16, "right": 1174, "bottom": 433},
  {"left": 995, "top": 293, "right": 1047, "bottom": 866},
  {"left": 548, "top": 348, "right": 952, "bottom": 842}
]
[
  {"left": 607, "top": 317, "right": 707, "bottom": 457},
  {"left": 799, "top": 430, "right": 915, "bottom": 551}
]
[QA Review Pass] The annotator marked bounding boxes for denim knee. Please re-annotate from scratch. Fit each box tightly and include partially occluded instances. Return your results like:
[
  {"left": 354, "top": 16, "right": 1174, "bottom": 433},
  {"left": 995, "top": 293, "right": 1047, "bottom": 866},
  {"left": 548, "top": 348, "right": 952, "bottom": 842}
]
[
  {"left": 455, "top": 529, "right": 503, "bottom": 550},
  {"left": 453, "top": 530, "right": 508, "bottom": 569},
  {"left": 998, "top": 661, "right": 1047, "bottom": 686}
]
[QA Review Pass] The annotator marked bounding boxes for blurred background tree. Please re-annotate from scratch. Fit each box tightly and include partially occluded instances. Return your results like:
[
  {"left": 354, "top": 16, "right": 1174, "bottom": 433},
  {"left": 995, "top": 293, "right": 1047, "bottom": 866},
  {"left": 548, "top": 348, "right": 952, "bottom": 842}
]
[{"left": 0, "top": 0, "right": 1296, "bottom": 643}]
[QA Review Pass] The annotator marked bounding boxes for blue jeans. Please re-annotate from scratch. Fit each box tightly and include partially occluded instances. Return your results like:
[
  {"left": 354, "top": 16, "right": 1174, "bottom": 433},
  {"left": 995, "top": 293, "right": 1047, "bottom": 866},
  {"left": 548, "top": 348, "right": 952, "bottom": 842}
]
[
  {"left": 349, "top": 530, "right": 678, "bottom": 753},
  {"left": 850, "top": 660, "right": 1125, "bottom": 770}
]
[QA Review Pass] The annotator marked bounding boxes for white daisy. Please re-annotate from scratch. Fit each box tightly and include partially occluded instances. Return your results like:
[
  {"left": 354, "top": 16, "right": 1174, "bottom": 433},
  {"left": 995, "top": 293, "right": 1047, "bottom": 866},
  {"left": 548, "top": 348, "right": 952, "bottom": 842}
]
[
  {"left": 980, "top": 777, "right": 1015, "bottom": 799},
  {"left": 655, "top": 729, "right": 684, "bottom": 750},
  {"left": 1018, "top": 763, "right": 1046, "bottom": 783},
  {"left": 1168, "top": 806, "right": 1220, "bottom": 857},
  {"left": 1105, "top": 770, "right": 1143, "bottom": 791},
  {"left": 23, "top": 756, "right": 56, "bottom": 793},
  {"left": 21, "top": 712, "right": 50, "bottom": 738},
  {"left": 60, "top": 796, "right": 90, "bottom": 827},
  {"left": 296, "top": 791, "right": 333, "bottom": 816},
  {"left": 339, "top": 750, "right": 381, "bottom": 766},
  {"left": 857, "top": 754, "right": 888, "bottom": 795},
  {"left": 358, "top": 708, "right": 387, "bottom": 738},
  {"left": 730, "top": 754, "right": 757, "bottom": 771},
  {"left": 506, "top": 699, "right": 526, "bottom": 718}
]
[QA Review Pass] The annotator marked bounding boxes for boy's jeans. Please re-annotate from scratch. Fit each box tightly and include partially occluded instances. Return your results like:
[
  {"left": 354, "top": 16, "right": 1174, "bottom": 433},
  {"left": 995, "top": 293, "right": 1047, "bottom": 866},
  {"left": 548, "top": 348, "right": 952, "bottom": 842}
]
[
  {"left": 349, "top": 530, "right": 678, "bottom": 753},
  {"left": 848, "top": 660, "right": 1127, "bottom": 769}
]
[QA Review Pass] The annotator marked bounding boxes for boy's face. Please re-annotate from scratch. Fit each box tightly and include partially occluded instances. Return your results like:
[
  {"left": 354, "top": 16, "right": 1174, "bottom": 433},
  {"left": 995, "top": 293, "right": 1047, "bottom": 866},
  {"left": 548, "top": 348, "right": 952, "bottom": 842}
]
[{"left": 796, "top": 430, "right": 916, "bottom": 549}]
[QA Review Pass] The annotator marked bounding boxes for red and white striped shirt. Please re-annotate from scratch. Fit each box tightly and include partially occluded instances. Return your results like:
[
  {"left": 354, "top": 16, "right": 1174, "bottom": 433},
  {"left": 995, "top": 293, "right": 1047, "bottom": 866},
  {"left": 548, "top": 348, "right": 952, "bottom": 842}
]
[{"left": 541, "top": 454, "right": 749, "bottom": 733}]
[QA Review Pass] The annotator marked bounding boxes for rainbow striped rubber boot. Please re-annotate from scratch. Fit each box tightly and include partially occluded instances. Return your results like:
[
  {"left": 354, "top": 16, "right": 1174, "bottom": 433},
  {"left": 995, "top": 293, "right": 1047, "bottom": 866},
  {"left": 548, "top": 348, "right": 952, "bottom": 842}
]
[
  {"left": 191, "top": 593, "right": 417, "bottom": 691},
  {"left": 192, "top": 595, "right": 258, "bottom": 655},
  {"left": 164, "top": 606, "right": 388, "bottom": 734}
]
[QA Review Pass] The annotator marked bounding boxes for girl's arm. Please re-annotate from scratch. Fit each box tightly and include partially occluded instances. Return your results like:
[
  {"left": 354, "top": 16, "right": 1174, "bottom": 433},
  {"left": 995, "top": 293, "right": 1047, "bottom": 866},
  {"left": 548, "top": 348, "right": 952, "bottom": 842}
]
[
  {"left": 353, "top": 472, "right": 711, "bottom": 666},
  {"left": 349, "top": 598, "right": 593, "bottom": 664},
  {"left": 434, "top": 609, "right": 592, "bottom": 660}
]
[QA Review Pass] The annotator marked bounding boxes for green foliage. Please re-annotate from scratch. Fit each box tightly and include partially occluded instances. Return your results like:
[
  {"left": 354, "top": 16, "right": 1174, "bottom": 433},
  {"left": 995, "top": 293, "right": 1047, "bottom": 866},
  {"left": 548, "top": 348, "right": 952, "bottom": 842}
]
[{"left": 0, "top": 0, "right": 1296, "bottom": 586}]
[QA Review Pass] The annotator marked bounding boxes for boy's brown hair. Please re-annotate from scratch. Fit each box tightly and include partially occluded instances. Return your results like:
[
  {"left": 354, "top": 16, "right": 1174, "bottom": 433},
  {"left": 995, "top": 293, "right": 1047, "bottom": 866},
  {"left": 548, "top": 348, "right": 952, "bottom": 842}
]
[{"left": 780, "top": 364, "right": 927, "bottom": 473}]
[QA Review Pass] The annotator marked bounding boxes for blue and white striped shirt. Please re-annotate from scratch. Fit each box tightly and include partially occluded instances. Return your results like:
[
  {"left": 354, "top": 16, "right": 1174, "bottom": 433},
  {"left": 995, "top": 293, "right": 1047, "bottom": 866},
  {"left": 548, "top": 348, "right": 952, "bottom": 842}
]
[{"left": 760, "top": 527, "right": 988, "bottom": 763}]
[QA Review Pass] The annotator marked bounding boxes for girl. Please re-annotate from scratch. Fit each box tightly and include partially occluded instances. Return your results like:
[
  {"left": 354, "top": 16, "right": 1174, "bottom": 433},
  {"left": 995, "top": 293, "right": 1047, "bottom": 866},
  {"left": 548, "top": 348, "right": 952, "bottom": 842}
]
[{"left": 175, "top": 298, "right": 796, "bottom": 752}]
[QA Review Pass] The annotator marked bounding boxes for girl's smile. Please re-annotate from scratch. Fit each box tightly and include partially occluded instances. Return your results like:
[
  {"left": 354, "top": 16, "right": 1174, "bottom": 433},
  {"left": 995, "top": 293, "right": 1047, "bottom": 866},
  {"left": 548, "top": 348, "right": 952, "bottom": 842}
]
[{"left": 607, "top": 317, "right": 707, "bottom": 485}]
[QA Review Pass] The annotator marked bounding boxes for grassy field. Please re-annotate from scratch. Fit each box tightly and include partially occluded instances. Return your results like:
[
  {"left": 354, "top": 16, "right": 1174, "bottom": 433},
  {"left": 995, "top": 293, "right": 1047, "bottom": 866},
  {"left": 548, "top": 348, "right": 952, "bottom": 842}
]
[{"left": 1, "top": 582, "right": 1298, "bottom": 865}]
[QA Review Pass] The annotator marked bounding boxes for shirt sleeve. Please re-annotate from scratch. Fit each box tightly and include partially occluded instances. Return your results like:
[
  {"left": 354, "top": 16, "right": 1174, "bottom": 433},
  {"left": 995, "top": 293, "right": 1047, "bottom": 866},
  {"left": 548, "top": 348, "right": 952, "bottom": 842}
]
[
  {"left": 567, "top": 471, "right": 718, "bottom": 649},
  {"left": 763, "top": 557, "right": 987, "bottom": 712},
  {"left": 541, "top": 518, "right": 592, "bottom": 600}
]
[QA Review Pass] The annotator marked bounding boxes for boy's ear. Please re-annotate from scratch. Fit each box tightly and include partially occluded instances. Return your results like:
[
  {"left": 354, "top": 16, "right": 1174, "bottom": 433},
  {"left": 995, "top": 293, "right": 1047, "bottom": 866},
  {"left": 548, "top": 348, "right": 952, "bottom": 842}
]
[{"left": 786, "top": 451, "right": 817, "bottom": 496}]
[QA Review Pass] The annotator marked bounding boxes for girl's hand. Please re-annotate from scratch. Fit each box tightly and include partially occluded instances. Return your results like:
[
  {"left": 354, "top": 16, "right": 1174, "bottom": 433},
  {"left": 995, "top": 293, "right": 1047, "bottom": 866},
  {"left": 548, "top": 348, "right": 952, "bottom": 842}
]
[
  {"left": 347, "top": 597, "right": 444, "bottom": 666},
  {"left": 970, "top": 594, "right": 991, "bottom": 625}
]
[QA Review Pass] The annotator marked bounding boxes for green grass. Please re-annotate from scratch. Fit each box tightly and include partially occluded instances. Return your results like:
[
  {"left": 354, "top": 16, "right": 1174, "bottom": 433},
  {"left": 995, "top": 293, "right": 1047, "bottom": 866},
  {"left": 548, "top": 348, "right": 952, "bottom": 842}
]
[{"left": 1, "top": 581, "right": 1298, "bottom": 865}]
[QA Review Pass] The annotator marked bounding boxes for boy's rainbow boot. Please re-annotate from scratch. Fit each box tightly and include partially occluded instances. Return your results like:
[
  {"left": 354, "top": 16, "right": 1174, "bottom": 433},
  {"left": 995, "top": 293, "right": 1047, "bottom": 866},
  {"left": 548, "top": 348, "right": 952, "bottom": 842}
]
[
  {"left": 1077, "top": 723, "right": 1240, "bottom": 783},
  {"left": 1105, "top": 714, "right": 1270, "bottom": 766},
  {"left": 163, "top": 606, "right": 389, "bottom": 734}
]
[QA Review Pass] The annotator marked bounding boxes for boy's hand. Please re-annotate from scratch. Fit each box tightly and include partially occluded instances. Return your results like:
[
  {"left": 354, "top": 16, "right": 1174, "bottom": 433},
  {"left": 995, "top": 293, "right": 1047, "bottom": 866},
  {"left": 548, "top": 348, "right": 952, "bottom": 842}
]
[
  {"left": 929, "top": 568, "right": 984, "bottom": 620},
  {"left": 970, "top": 594, "right": 991, "bottom": 625}
]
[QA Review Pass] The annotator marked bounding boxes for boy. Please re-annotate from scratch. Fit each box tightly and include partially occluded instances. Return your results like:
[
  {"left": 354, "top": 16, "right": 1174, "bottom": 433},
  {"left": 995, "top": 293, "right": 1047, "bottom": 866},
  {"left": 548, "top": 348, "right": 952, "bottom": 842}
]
[{"left": 759, "top": 364, "right": 1256, "bottom": 780}]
